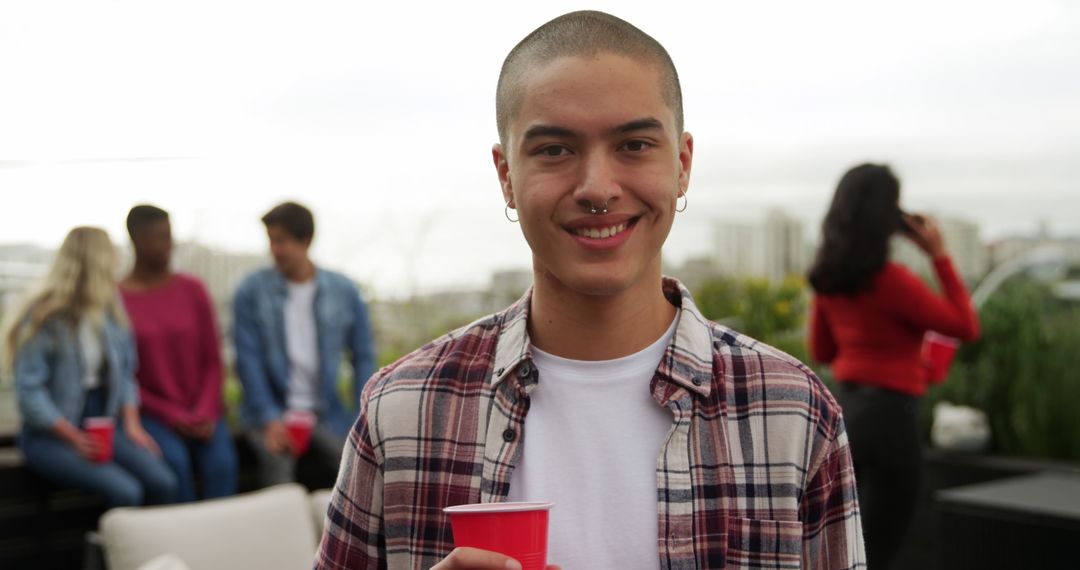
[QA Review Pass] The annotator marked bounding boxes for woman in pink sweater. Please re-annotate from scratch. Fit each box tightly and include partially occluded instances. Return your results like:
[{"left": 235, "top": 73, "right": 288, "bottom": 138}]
[{"left": 119, "top": 205, "right": 237, "bottom": 501}]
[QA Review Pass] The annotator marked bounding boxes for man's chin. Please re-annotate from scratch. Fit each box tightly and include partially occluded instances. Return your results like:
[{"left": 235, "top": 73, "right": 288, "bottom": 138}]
[{"left": 540, "top": 267, "right": 640, "bottom": 298}]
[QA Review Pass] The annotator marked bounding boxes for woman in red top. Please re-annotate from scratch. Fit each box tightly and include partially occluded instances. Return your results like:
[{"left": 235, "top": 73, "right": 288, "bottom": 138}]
[
  {"left": 119, "top": 205, "right": 238, "bottom": 502},
  {"left": 808, "top": 164, "right": 979, "bottom": 569}
]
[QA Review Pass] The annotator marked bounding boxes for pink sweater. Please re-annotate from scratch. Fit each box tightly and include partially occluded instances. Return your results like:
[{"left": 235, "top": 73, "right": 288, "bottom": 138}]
[{"left": 121, "top": 273, "right": 224, "bottom": 426}]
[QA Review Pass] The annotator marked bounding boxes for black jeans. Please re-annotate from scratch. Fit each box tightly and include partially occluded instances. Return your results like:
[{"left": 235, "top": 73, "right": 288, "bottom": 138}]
[{"left": 836, "top": 382, "right": 922, "bottom": 570}]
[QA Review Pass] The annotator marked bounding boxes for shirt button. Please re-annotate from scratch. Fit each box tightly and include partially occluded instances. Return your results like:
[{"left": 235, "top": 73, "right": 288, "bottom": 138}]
[
  {"left": 496, "top": 367, "right": 505, "bottom": 376},
  {"left": 517, "top": 363, "right": 532, "bottom": 377},
  {"left": 692, "top": 377, "right": 703, "bottom": 386},
  {"left": 502, "top": 429, "right": 517, "bottom": 442}
]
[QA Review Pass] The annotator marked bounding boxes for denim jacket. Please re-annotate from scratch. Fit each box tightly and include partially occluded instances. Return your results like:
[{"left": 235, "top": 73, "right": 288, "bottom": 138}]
[
  {"left": 14, "top": 314, "right": 139, "bottom": 433},
  {"left": 232, "top": 267, "right": 375, "bottom": 436}
]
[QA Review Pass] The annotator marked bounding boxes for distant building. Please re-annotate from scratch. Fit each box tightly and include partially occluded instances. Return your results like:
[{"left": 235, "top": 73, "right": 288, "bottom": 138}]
[
  {"left": 667, "top": 255, "right": 724, "bottom": 292},
  {"left": 0, "top": 244, "right": 53, "bottom": 313},
  {"left": 712, "top": 209, "right": 810, "bottom": 282},
  {"left": 988, "top": 235, "right": 1080, "bottom": 268},
  {"left": 169, "top": 241, "right": 266, "bottom": 330},
  {"left": 370, "top": 267, "right": 533, "bottom": 364},
  {"left": 892, "top": 215, "right": 988, "bottom": 284}
]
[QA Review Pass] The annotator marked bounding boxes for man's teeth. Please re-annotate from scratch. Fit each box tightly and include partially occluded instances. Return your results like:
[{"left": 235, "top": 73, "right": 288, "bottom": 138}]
[{"left": 574, "top": 222, "right": 627, "bottom": 239}]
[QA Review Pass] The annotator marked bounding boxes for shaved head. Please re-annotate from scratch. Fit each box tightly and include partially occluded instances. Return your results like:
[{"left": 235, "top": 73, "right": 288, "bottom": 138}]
[{"left": 496, "top": 10, "right": 684, "bottom": 148}]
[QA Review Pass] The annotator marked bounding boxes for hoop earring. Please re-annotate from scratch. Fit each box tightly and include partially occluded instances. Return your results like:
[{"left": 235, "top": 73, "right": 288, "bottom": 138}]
[
  {"left": 504, "top": 201, "right": 519, "bottom": 223},
  {"left": 676, "top": 193, "right": 688, "bottom": 213}
]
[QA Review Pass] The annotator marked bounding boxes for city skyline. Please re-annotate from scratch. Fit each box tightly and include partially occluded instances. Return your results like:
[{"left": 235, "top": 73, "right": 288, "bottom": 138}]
[{"left": 2, "top": 208, "right": 1072, "bottom": 303}]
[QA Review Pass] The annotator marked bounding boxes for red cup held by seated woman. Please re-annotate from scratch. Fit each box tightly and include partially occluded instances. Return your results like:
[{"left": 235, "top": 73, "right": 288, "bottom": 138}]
[{"left": 82, "top": 416, "right": 115, "bottom": 463}]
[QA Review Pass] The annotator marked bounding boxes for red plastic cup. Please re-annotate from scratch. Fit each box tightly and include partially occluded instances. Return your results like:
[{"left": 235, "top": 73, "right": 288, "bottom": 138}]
[
  {"left": 284, "top": 410, "right": 316, "bottom": 457},
  {"left": 922, "top": 331, "right": 960, "bottom": 384},
  {"left": 82, "top": 417, "right": 115, "bottom": 464},
  {"left": 444, "top": 502, "right": 554, "bottom": 570}
]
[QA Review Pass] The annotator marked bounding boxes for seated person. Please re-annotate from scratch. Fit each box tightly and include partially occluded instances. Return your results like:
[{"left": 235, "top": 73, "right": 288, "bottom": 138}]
[
  {"left": 233, "top": 202, "right": 375, "bottom": 487},
  {"left": 120, "top": 205, "right": 238, "bottom": 502},
  {"left": 8, "top": 227, "right": 177, "bottom": 507}
]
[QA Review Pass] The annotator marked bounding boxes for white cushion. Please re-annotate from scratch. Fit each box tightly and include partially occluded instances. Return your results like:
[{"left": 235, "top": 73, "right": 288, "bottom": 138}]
[
  {"left": 100, "top": 483, "right": 316, "bottom": 570},
  {"left": 136, "top": 554, "right": 191, "bottom": 570},
  {"left": 310, "top": 489, "right": 333, "bottom": 537}
]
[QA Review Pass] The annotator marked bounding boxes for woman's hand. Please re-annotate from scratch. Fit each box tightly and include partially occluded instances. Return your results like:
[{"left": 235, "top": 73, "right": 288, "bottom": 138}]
[
  {"left": 120, "top": 405, "right": 160, "bottom": 457},
  {"left": 121, "top": 406, "right": 161, "bottom": 456},
  {"left": 431, "top": 547, "right": 560, "bottom": 570},
  {"left": 53, "top": 418, "right": 102, "bottom": 460},
  {"left": 902, "top": 212, "right": 946, "bottom": 259},
  {"left": 176, "top": 419, "right": 215, "bottom": 441},
  {"left": 125, "top": 420, "right": 162, "bottom": 456}
]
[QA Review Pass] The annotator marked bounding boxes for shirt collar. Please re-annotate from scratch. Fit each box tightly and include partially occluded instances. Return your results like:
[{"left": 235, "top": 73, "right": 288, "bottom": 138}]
[
  {"left": 269, "top": 265, "right": 326, "bottom": 294},
  {"left": 491, "top": 277, "right": 715, "bottom": 398}
]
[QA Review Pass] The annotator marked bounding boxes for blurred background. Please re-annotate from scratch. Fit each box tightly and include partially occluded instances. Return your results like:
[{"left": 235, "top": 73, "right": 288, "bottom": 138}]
[{"left": 1, "top": 0, "right": 1078, "bottom": 568}]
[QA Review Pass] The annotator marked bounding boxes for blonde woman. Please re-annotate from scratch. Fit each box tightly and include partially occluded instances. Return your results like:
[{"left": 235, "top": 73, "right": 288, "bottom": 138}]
[{"left": 6, "top": 227, "right": 177, "bottom": 506}]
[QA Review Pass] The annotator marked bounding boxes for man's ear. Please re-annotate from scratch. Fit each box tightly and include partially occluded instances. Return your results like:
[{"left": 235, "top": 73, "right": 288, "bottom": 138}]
[
  {"left": 492, "top": 143, "right": 514, "bottom": 206},
  {"left": 677, "top": 132, "right": 694, "bottom": 196}
]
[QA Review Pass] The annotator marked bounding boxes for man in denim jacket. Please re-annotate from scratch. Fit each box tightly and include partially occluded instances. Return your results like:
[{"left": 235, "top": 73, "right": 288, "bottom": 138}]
[{"left": 232, "top": 201, "right": 375, "bottom": 486}]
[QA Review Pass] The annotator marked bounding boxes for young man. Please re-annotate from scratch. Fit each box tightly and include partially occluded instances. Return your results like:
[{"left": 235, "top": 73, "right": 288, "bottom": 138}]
[
  {"left": 120, "top": 205, "right": 237, "bottom": 501},
  {"left": 316, "top": 11, "right": 864, "bottom": 570},
  {"left": 233, "top": 201, "right": 376, "bottom": 487}
]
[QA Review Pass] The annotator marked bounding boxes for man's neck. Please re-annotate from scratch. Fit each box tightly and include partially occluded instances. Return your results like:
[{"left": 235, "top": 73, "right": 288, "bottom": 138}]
[
  {"left": 527, "top": 270, "right": 676, "bottom": 361},
  {"left": 283, "top": 260, "right": 316, "bottom": 283}
]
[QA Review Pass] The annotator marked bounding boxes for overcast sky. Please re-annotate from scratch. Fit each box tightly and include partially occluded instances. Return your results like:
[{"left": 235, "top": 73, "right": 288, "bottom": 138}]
[{"left": 1, "top": 0, "right": 1077, "bottom": 296}]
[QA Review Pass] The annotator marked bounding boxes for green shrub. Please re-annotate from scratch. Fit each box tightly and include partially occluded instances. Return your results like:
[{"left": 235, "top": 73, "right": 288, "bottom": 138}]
[
  {"left": 923, "top": 280, "right": 1080, "bottom": 461},
  {"left": 695, "top": 275, "right": 807, "bottom": 341}
]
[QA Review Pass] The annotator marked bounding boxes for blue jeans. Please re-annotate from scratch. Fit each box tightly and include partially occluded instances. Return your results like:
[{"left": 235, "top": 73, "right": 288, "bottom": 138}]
[
  {"left": 19, "top": 389, "right": 179, "bottom": 507},
  {"left": 140, "top": 415, "right": 238, "bottom": 502},
  {"left": 245, "top": 421, "right": 345, "bottom": 488}
]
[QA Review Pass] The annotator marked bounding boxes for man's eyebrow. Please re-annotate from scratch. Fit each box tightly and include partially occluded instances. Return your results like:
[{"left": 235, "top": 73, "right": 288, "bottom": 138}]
[
  {"left": 520, "top": 118, "right": 664, "bottom": 141},
  {"left": 522, "top": 124, "right": 576, "bottom": 141},
  {"left": 613, "top": 117, "right": 664, "bottom": 134}
]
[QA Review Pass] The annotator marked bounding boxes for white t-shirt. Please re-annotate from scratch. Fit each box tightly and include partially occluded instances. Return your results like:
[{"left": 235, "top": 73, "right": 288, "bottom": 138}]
[
  {"left": 506, "top": 317, "right": 677, "bottom": 570},
  {"left": 284, "top": 280, "right": 320, "bottom": 411},
  {"left": 78, "top": 319, "right": 104, "bottom": 389}
]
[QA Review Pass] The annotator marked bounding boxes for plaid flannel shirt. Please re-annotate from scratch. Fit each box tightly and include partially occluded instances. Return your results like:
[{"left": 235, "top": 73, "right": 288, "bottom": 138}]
[{"left": 315, "top": 278, "right": 865, "bottom": 569}]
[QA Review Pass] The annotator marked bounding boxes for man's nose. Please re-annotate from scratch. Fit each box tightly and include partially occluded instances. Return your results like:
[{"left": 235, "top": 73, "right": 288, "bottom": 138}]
[{"left": 574, "top": 152, "right": 621, "bottom": 211}]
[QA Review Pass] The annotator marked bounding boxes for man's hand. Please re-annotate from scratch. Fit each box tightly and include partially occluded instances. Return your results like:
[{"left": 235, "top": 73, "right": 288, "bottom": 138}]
[
  {"left": 431, "top": 547, "right": 560, "bottom": 570},
  {"left": 263, "top": 420, "right": 291, "bottom": 454}
]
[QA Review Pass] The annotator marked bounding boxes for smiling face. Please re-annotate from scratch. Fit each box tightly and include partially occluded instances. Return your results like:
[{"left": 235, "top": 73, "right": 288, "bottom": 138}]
[{"left": 493, "top": 52, "right": 693, "bottom": 297}]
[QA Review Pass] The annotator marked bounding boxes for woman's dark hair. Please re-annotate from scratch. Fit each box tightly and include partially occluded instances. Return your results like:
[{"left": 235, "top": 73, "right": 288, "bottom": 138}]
[{"left": 808, "top": 163, "right": 903, "bottom": 295}]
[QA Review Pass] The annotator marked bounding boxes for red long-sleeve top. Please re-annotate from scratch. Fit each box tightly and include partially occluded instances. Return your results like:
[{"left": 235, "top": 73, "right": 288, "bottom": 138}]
[
  {"left": 121, "top": 273, "right": 225, "bottom": 426},
  {"left": 809, "top": 256, "right": 980, "bottom": 396}
]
